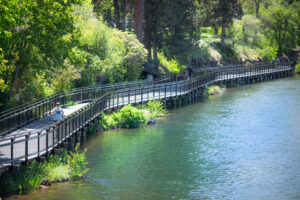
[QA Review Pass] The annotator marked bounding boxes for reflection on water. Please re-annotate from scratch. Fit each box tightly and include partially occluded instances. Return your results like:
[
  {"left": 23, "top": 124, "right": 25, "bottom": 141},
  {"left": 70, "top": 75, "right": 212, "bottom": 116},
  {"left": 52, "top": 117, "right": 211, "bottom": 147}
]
[{"left": 9, "top": 75, "right": 300, "bottom": 200}]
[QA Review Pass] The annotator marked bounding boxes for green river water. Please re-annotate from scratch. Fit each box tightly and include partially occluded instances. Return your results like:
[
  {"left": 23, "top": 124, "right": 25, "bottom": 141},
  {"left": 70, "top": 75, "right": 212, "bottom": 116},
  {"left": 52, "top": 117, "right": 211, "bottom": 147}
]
[{"left": 9, "top": 75, "right": 300, "bottom": 200}]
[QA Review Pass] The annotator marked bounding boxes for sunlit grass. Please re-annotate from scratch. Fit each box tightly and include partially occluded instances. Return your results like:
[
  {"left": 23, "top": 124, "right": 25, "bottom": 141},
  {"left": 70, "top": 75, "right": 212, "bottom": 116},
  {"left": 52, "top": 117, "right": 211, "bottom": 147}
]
[{"left": 45, "top": 165, "right": 70, "bottom": 182}]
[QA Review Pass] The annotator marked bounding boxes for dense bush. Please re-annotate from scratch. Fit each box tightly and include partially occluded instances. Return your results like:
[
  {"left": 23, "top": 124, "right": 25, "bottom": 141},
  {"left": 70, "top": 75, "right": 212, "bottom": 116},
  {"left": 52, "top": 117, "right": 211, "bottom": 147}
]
[
  {"left": 100, "top": 112, "right": 121, "bottom": 130},
  {"left": 68, "top": 145, "right": 89, "bottom": 179},
  {"left": 147, "top": 100, "right": 167, "bottom": 118},
  {"left": 120, "top": 105, "right": 148, "bottom": 128}
]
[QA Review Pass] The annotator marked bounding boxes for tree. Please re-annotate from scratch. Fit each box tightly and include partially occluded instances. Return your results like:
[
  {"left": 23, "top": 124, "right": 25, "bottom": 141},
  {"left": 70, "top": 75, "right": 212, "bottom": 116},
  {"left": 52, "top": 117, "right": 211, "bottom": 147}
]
[
  {"left": 255, "top": 0, "right": 261, "bottom": 18},
  {"left": 134, "top": 0, "right": 145, "bottom": 42},
  {"left": 210, "top": 0, "right": 243, "bottom": 47},
  {"left": 113, "top": 0, "right": 121, "bottom": 29},
  {"left": 262, "top": 2, "right": 299, "bottom": 56},
  {"left": 0, "top": 0, "right": 83, "bottom": 107}
]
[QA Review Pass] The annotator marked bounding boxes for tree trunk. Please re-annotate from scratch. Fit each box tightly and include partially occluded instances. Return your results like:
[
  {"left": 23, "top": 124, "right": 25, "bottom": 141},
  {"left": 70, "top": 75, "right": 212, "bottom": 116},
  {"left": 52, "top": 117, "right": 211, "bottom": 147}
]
[
  {"left": 256, "top": 0, "right": 260, "bottom": 18},
  {"left": 113, "top": 0, "right": 121, "bottom": 29},
  {"left": 134, "top": 0, "right": 145, "bottom": 42},
  {"left": 8, "top": 64, "right": 20, "bottom": 103},
  {"left": 221, "top": 23, "right": 226, "bottom": 47},
  {"left": 214, "top": 25, "right": 218, "bottom": 35},
  {"left": 144, "top": 29, "right": 152, "bottom": 59},
  {"left": 121, "top": 0, "right": 126, "bottom": 31},
  {"left": 153, "top": 30, "right": 158, "bottom": 61}
]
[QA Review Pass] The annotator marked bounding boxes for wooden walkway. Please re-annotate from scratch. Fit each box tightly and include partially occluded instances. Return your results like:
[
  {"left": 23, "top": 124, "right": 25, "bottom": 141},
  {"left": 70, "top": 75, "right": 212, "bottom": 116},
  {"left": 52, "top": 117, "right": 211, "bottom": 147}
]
[{"left": 0, "top": 63, "right": 293, "bottom": 168}]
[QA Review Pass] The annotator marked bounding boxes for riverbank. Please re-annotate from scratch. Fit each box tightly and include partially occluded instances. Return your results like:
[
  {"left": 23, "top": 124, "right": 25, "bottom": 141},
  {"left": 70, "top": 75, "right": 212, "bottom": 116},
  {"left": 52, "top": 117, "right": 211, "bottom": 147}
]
[
  {"left": 0, "top": 100, "right": 167, "bottom": 198},
  {"left": 7, "top": 75, "right": 300, "bottom": 200},
  {"left": 0, "top": 145, "right": 88, "bottom": 198}
]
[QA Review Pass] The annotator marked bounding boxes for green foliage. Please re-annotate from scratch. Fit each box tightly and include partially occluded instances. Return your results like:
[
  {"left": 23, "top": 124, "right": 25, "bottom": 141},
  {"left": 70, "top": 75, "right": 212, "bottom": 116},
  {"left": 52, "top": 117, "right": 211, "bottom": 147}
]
[
  {"left": 73, "top": 1, "right": 147, "bottom": 85},
  {"left": 0, "top": 160, "right": 45, "bottom": 195},
  {"left": 157, "top": 52, "right": 186, "bottom": 74},
  {"left": 0, "top": 0, "right": 84, "bottom": 108},
  {"left": 295, "top": 63, "right": 300, "bottom": 73},
  {"left": 100, "top": 112, "right": 121, "bottom": 130},
  {"left": 206, "top": 85, "right": 224, "bottom": 96},
  {"left": 68, "top": 144, "right": 89, "bottom": 179},
  {"left": 261, "top": 2, "right": 299, "bottom": 56},
  {"left": 119, "top": 105, "right": 148, "bottom": 128},
  {"left": 45, "top": 166, "right": 70, "bottom": 183},
  {"left": 0, "top": 147, "right": 88, "bottom": 195},
  {"left": 52, "top": 66, "right": 81, "bottom": 93},
  {"left": 147, "top": 99, "right": 167, "bottom": 118},
  {"left": 0, "top": 0, "right": 148, "bottom": 110},
  {"left": 144, "top": 0, "right": 196, "bottom": 63}
]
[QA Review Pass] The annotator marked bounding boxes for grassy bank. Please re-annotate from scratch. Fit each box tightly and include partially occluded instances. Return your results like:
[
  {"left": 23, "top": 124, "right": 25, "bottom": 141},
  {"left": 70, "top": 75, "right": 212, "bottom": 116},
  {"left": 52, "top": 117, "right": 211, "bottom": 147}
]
[
  {"left": 0, "top": 145, "right": 88, "bottom": 197},
  {"left": 99, "top": 100, "right": 167, "bottom": 131}
]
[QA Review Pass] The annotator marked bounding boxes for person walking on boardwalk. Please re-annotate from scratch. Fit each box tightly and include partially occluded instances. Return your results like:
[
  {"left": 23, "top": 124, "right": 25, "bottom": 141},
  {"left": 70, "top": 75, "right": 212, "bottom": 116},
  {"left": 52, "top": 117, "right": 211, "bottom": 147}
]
[{"left": 52, "top": 102, "right": 64, "bottom": 121}]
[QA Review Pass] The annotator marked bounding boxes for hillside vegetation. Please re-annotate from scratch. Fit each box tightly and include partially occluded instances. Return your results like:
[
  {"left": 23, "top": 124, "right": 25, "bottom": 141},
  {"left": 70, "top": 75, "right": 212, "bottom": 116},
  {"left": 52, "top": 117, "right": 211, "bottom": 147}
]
[{"left": 0, "top": 0, "right": 299, "bottom": 111}]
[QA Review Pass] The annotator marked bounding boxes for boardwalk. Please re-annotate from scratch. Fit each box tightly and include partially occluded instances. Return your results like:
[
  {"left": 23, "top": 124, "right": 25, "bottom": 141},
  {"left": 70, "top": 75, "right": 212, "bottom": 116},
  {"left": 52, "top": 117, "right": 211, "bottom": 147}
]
[{"left": 0, "top": 63, "right": 293, "bottom": 168}]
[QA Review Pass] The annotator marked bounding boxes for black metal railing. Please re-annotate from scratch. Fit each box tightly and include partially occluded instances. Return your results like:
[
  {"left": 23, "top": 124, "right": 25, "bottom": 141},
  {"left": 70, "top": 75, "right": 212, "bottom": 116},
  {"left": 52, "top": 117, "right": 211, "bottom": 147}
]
[
  {"left": 0, "top": 75, "right": 177, "bottom": 136},
  {"left": 0, "top": 63, "right": 292, "bottom": 167}
]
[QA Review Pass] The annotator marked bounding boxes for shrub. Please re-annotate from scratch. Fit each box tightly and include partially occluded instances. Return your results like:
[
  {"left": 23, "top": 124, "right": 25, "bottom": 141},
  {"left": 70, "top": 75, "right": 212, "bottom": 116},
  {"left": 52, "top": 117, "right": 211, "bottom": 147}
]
[
  {"left": 99, "top": 112, "right": 121, "bottom": 130},
  {"left": 147, "top": 100, "right": 167, "bottom": 118},
  {"left": 207, "top": 86, "right": 223, "bottom": 95},
  {"left": 68, "top": 144, "right": 89, "bottom": 179},
  {"left": 120, "top": 105, "right": 147, "bottom": 128}
]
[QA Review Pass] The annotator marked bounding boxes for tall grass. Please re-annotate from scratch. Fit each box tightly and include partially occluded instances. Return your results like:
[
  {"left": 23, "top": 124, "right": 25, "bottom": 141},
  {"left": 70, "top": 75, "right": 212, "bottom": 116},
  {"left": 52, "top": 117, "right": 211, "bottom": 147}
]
[{"left": 0, "top": 145, "right": 88, "bottom": 196}]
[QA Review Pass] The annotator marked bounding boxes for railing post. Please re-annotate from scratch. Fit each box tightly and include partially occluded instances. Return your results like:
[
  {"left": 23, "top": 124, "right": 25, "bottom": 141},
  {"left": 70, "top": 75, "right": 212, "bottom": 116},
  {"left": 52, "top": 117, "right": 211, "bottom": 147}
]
[
  {"left": 159, "top": 86, "right": 161, "bottom": 100},
  {"left": 109, "top": 94, "right": 111, "bottom": 108},
  {"left": 128, "top": 91, "right": 130, "bottom": 104},
  {"left": 11, "top": 138, "right": 14, "bottom": 166},
  {"left": 46, "top": 129, "right": 49, "bottom": 157},
  {"left": 113, "top": 93, "right": 115, "bottom": 108},
  {"left": 25, "top": 134, "right": 29, "bottom": 164},
  {"left": 38, "top": 132, "right": 41, "bottom": 158},
  {"left": 147, "top": 87, "right": 149, "bottom": 101},
  {"left": 53, "top": 126, "right": 55, "bottom": 150},
  {"left": 141, "top": 88, "right": 143, "bottom": 106}
]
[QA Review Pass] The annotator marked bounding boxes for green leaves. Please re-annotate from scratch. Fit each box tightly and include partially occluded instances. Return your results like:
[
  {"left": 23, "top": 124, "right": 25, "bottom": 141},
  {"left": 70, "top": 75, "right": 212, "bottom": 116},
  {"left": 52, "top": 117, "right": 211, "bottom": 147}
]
[
  {"left": 0, "top": 0, "right": 84, "bottom": 108},
  {"left": 68, "top": 144, "right": 89, "bottom": 178},
  {"left": 261, "top": 2, "right": 299, "bottom": 56},
  {"left": 120, "top": 105, "right": 148, "bottom": 128}
]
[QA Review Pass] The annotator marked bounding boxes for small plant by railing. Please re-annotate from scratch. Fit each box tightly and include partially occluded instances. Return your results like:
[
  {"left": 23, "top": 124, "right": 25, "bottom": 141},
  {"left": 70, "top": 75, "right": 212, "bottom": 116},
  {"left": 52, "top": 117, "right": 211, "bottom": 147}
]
[
  {"left": 147, "top": 99, "right": 167, "bottom": 118},
  {"left": 68, "top": 144, "right": 89, "bottom": 179}
]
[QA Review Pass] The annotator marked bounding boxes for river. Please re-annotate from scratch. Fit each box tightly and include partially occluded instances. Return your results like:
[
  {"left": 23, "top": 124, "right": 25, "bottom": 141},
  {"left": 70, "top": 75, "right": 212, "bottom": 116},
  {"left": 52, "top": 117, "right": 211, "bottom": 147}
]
[{"left": 9, "top": 75, "right": 300, "bottom": 200}]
